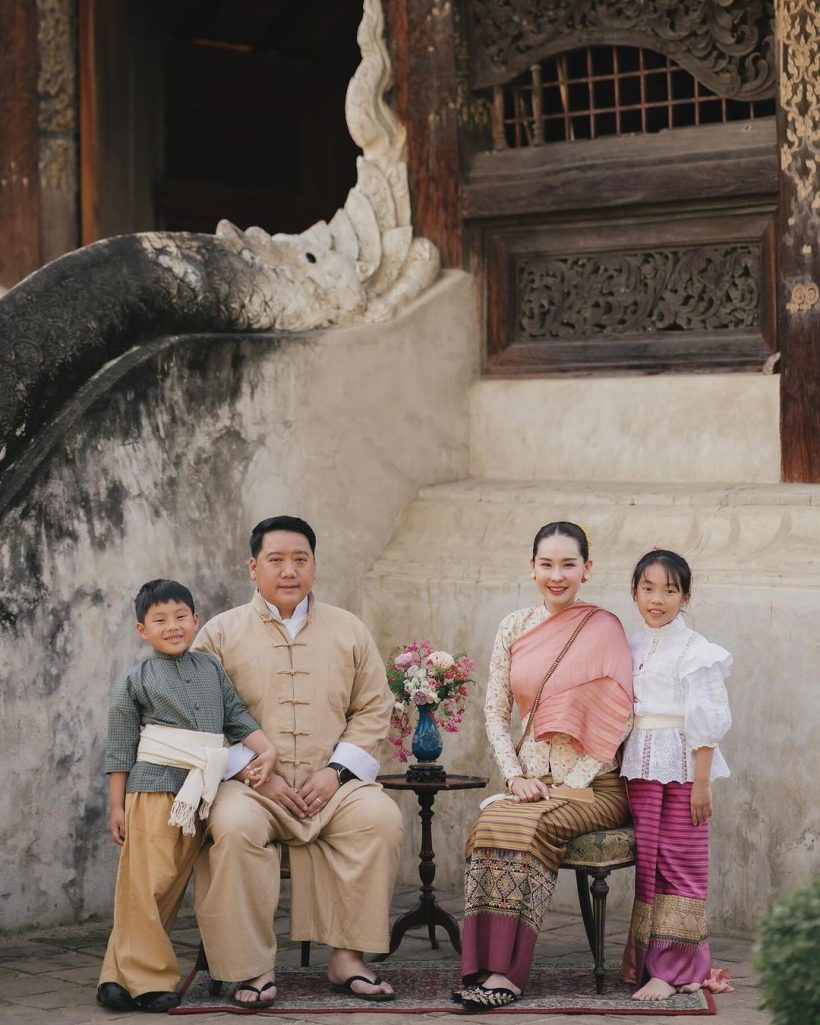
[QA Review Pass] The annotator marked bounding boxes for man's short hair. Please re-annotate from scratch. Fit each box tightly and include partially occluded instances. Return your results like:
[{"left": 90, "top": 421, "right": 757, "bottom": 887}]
[
  {"left": 250, "top": 516, "right": 317, "bottom": 558},
  {"left": 134, "top": 579, "right": 195, "bottom": 623}
]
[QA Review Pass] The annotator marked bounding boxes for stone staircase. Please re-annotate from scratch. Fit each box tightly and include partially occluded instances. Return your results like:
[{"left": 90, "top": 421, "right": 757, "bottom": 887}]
[{"left": 362, "top": 372, "right": 820, "bottom": 933}]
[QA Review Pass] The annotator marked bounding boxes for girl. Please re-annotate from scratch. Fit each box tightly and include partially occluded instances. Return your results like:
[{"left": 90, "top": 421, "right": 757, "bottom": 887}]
[{"left": 621, "top": 549, "right": 732, "bottom": 1001}]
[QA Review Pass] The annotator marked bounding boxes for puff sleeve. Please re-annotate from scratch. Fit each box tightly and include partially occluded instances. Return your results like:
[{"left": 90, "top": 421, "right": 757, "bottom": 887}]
[{"left": 681, "top": 638, "right": 732, "bottom": 750}]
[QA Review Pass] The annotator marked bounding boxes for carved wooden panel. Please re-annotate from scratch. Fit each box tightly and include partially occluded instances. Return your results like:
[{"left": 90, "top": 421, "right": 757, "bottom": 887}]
[
  {"left": 485, "top": 209, "right": 775, "bottom": 374},
  {"left": 517, "top": 245, "right": 761, "bottom": 340},
  {"left": 464, "top": 0, "right": 776, "bottom": 99}
]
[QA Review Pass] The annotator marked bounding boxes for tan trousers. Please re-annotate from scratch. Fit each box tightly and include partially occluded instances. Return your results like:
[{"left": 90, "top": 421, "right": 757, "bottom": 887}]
[
  {"left": 194, "top": 779, "right": 404, "bottom": 981},
  {"left": 99, "top": 791, "right": 202, "bottom": 996}
]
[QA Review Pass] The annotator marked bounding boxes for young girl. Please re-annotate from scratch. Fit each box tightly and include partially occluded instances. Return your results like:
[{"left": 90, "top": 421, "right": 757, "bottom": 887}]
[{"left": 620, "top": 549, "right": 732, "bottom": 1002}]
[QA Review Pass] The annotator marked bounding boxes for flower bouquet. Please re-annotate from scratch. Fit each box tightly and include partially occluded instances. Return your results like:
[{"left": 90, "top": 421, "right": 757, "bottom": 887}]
[{"left": 386, "top": 639, "right": 475, "bottom": 781}]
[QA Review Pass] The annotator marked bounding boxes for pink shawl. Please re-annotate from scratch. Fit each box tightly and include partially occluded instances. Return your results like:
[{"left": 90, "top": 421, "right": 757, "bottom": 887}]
[{"left": 510, "top": 602, "right": 633, "bottom": 764}]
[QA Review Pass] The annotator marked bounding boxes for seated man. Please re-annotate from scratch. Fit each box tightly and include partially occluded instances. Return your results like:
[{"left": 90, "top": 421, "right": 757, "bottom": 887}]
[{"left": 192, "top": 515, "right": 403, "bottom": 1007}]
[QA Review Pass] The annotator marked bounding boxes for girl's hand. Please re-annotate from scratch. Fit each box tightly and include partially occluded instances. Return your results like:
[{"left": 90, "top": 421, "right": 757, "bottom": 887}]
[
  {"left": 248, "top": 748, "right": 278, "bottom": 788},
  {"left": 508, "top": 776, "right": 551, "bottom": 802},
  {"left": 690, "top": 781, "right": 712, "bottom": 825}
]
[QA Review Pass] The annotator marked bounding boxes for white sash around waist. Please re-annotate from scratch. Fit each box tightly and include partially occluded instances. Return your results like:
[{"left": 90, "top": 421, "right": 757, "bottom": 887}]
[
  {"left": 137, "top": 724, "right": 229, "bottom": 836},
  {"left": 634, "top": 713, "right": 685, "bottom": 731}
]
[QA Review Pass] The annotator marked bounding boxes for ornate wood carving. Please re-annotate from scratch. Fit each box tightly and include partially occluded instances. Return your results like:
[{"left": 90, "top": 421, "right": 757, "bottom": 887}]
[
  {"left": 465, "top": 0, "right": 776, "bottom": 99},
  {"left": 776, "top": 0, "right": 820, "bottom": 482},
  {"left": 516, "top": 245, "right": 761, "bottom": 340}
]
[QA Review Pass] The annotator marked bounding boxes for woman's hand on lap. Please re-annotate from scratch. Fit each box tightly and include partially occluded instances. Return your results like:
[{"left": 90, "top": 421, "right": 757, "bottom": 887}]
[{"left": 508, "top": 776, "right": 551, "bottom": 802}]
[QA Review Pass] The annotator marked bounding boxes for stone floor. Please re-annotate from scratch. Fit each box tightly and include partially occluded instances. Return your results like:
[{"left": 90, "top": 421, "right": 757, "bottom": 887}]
[{"left": 0, "top": 884, "right": 769, "bottom": 1025}]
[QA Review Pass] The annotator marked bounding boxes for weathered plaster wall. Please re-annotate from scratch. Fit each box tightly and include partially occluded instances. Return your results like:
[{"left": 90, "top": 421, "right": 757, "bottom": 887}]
[
  {"left": 0, "top": 270, "right": 477, "bottom": 933},
  {"left": 471, "top": 374, "right": 781, "bottom": 484},
  {"left": 364, "top": 479, "right": 820, "bottom": 936}
]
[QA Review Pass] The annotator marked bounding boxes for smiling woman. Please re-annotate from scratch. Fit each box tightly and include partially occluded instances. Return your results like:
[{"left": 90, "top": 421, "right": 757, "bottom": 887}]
[{"left": 456, "top": 521, "right": 634, "bottom": 1012}]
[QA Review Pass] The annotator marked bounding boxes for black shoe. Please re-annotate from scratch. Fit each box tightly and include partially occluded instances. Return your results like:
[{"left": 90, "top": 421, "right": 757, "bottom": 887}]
[
  {"left": 135, "top": 990, "right": 181, "bottom": 1012},
  {"left": 97, "top": 982, "right": 138, "bottom": 1011}
]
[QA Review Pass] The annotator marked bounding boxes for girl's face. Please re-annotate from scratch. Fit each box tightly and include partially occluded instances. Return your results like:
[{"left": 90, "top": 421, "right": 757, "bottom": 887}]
[
  {"left": 531, "top": 533, "right": 591, "bottom": 615},
  {"left": 633, "top": 562, "right": 689, "bottom": 628}
]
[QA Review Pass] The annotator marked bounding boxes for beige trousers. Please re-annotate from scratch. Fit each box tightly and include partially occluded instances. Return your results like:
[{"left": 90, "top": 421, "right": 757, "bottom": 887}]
[
  {"left": 99, "top": 791, "right": 202, "bottom": 995},
  {"left": 194, "top": 779, "right": 404, "bottom": 981}
]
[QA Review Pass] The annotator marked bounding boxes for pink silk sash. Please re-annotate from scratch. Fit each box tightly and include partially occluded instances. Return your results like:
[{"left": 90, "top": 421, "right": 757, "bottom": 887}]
[{"left": 510, "top": 602, "right": 633, "bottom": 763}]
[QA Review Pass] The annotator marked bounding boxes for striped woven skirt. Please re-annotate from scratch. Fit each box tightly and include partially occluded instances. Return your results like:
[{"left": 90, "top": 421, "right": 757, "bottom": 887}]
[
  {"left": 621, "top": 778, "right": 712, "bottom": 988},
  {"left": 461, "top": 771, "right": 629, "bottom": 990}
]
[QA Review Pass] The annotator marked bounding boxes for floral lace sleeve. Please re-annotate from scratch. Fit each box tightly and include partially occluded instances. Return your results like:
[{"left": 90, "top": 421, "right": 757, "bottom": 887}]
[{"left": 484, "top": 616, "right": 523, "bottom": 782}]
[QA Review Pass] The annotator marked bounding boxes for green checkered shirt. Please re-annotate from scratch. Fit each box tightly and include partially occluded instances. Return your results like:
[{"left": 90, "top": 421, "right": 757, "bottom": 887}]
[{"left": 105, "top": 649, "right": 260, "bottom": 794}]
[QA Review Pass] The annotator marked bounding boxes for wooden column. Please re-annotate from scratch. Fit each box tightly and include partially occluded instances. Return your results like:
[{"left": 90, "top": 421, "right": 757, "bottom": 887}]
[
  {"left": 776, "top": 0, "right": 820, "bottom": 482},
  {"left": 383, "top": 0, "right": 462, "bottom": 267},
  {"left": 0, "top": 0, "right": 42, "bottom": 288}
]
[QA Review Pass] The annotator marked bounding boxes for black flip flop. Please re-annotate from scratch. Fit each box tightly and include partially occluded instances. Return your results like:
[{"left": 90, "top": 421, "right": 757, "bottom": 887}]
[
  {"left": 330, "top": 974, "right": 395, "bottom": 1002},
  {"left": 231, "top": 980, "right": 277, "bottom": 1008}
]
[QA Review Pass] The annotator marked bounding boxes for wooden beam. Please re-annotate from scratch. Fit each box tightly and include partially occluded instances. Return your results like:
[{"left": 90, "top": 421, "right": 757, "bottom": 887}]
[
  {"left": 383, "top": 0, "right": 462, "bottom": 267},
  {"left": 0, "top": 0, "right": 42, "bottom": 287},
  {"left": 776, "top": 0, "right": 820, "bottom": 482}
]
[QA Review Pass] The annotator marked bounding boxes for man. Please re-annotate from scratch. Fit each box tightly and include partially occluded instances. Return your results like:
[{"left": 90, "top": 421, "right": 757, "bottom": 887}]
[{"left": 192, "top": 515, "right": 403, "bottom": 1006}]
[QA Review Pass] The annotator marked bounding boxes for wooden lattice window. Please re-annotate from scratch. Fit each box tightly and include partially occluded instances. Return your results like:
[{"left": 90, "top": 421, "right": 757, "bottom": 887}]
[{"left": 490, "top": 45, "right": 776, "bottom": 149}]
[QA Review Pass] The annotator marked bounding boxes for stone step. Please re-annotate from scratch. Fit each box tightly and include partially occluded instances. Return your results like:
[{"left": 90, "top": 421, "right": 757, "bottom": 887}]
[{"left": 366, "top": 477, "right": 820, "bottom": 587}]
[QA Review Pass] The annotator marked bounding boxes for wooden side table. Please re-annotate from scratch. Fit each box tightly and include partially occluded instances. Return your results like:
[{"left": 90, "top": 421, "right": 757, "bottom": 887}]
[{"left": 374, "top": 773, "right": 488, "bottom": 959}]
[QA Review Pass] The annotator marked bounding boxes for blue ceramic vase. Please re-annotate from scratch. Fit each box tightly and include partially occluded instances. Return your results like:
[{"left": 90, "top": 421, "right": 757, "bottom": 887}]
[{"left": 411, "top": 703, "right": 443, "bottom": 763}]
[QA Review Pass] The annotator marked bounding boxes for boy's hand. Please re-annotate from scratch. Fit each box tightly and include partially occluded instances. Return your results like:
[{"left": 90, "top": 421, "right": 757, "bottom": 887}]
[
  {"left": 109, "top": 807, "right": 126, "bottom": 846},
  {"left": 248, "top": 748, "right": 278, "bottom": 789},
  {"left": 690, "top": 781, "right": 712, "bottom": 826}
]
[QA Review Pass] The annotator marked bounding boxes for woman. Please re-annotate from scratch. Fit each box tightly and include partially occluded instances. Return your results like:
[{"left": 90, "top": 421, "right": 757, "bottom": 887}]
[{"left": 458, "top": 521, "right": 634, "bottom": 1011}]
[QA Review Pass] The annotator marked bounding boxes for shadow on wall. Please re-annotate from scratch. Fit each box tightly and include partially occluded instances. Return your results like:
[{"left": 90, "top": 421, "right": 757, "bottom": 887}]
[{"left": 0, "top": 271, "right": 477, "bottom": 933}]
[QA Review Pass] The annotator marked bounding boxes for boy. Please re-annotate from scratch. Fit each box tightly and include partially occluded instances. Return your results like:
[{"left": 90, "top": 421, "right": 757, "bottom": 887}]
[{"left": 97, "top": 579, "right": 277, "bottom": 1013}]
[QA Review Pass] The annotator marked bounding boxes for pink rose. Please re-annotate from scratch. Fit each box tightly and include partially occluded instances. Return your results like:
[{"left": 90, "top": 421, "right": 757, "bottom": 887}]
[
  {"left": 393, "top": 651, "right": 415, "bottom": 669},
  {"left": 426, "top": 651, "right": 455, "bottom": 670}
]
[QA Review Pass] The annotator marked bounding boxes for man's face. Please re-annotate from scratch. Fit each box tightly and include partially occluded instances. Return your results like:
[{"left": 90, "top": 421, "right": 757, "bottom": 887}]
[{"left": 249, "top": 530, "right": 316, "bottom": 615}]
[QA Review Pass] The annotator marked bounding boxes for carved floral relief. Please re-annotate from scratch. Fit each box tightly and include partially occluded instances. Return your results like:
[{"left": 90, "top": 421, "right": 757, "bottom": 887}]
[
  {"left": 465, "top": 0, "right": 776, "bottom": 99},
  {"left": 516, "top": 245, "right": 761, "bottom": 339}
]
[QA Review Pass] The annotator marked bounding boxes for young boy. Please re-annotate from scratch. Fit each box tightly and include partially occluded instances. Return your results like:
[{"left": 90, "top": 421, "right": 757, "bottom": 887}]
[{"left": 97, "top": 579, "right": 277, "bottom": 1013}]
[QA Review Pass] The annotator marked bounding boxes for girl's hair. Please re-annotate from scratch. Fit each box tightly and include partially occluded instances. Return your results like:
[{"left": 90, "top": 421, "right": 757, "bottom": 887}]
[
  {"left": 532, "top": 521, "right": 589, "bottom": 562},
  {"left": 631, "top": 549, "right": 692, "bottom": 596}
]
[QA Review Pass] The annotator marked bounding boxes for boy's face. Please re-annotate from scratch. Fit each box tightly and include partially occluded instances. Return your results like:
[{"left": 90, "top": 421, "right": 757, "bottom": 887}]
[{"left": 136, "top": 600, "right": 199, "bottom": 656}]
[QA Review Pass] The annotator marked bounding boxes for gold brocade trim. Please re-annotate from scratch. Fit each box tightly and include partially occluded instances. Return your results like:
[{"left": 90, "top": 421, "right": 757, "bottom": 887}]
[
  {"left": 634, "top": 893, "right": 709, "bottom": 947},
  {"left": 631, "top": 899, "right": 653, "bottom": 950},
  {"left": 464, "top": 849, "right": 557, "bottom": 933}
]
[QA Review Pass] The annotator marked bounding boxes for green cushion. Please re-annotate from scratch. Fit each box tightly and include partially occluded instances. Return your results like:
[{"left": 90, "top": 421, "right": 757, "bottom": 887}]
[{"left": 562, "top": 826, "right": 635, "bottom": 869}]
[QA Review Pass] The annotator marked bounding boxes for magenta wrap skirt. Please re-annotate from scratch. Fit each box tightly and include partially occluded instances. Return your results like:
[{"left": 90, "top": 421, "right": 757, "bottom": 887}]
[{"left": 621, "top": 778, "right": 712, "bottom": 988}]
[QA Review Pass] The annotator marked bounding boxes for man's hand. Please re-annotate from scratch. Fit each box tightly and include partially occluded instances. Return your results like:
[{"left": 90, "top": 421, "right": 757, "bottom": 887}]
[
  {"left": 253, "top": 774, "right": 311, "bottom": 819},
  {"left": 109, "top": 807, "right": 126, "bottom": 846},
  {"left": 298, "top": 767, "right": 341, "bottom": 818},
  {"left": 248, "top": 747, "right": 278, "bottom": 789}
]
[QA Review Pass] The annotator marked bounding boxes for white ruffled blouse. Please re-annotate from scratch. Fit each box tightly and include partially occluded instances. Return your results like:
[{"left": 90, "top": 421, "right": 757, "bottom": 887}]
[
  {"left": 485, "top": 604, "right": 621, "bottom": 788},
  {"left": 621, "top": 614, "right": 732, "bottom": 784}
]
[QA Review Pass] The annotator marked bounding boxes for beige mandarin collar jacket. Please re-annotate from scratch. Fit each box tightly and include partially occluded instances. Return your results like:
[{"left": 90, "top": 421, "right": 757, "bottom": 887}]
[{"left": 192, "top": 591, "right": 392, "bottom": 787}]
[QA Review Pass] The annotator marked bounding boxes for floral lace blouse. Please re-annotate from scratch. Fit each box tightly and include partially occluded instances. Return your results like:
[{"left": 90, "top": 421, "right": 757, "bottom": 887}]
[{"left": 485, "top": 604, "right": 621, "bottom": 788}]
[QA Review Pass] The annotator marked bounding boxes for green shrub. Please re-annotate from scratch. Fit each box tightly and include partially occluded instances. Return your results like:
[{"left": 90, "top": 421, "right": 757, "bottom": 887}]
[{"left": 754, "top": 877, "right": 820, "bottom": 1025}]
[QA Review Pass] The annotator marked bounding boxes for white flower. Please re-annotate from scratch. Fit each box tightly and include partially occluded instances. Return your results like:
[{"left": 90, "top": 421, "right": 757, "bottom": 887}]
[
  {"left": 427, "top": 651, "right": 454, "bottom": 670},
  {"left": 394, "top": 701, "right": 406, "bottom": 712}
]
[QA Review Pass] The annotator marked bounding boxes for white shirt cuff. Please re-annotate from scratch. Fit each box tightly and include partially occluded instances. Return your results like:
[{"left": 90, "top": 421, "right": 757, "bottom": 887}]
[
  {"left": 223, "top": 743, "right": 255, "bottom": 780},
  {"left": 330, "top": 741, "right": 380, "bottom": 782}
]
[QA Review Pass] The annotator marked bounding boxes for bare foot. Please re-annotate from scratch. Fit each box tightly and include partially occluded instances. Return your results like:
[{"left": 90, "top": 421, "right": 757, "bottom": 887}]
[
  {"left": 328, "top": 948, "right": 394, "bottom": 998},
  {"left": 632, "top": 977, "right": 676, "bottom": 1001},
  {"left": 481, "top": 973, "right": 521, "bottom": 996},
  {"left": 233, "top": 969, "right": 276, "bottom": 1005},
  {"left": 677, "top": 981, "right": 702, "bottom": 993}
]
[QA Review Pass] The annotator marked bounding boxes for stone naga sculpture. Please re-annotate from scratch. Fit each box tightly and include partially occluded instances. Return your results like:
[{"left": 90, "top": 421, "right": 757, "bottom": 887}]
[{"left": 0, "top": 0, "right": 439, "bottom": 483}]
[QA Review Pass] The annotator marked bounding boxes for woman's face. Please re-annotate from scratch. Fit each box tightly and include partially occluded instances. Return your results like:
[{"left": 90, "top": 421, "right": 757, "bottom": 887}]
[{"left": 531, "top": 533, "right": 591, "bottom": 614}]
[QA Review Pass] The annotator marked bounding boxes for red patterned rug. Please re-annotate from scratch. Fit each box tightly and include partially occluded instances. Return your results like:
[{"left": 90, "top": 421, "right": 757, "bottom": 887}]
[{"left": 170, "top": 959, "right": 716, "bottom": 1015}]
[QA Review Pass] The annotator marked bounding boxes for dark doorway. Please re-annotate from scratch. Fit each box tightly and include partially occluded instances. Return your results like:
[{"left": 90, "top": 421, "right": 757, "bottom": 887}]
[{"left": 80, "top": 0, "right": 362, "bottom": 243}]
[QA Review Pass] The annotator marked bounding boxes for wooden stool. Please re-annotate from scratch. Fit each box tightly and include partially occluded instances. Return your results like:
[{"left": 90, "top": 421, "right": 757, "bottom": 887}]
[{"left": 561, "top": 826, "right": 635, "bottom": 994}]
